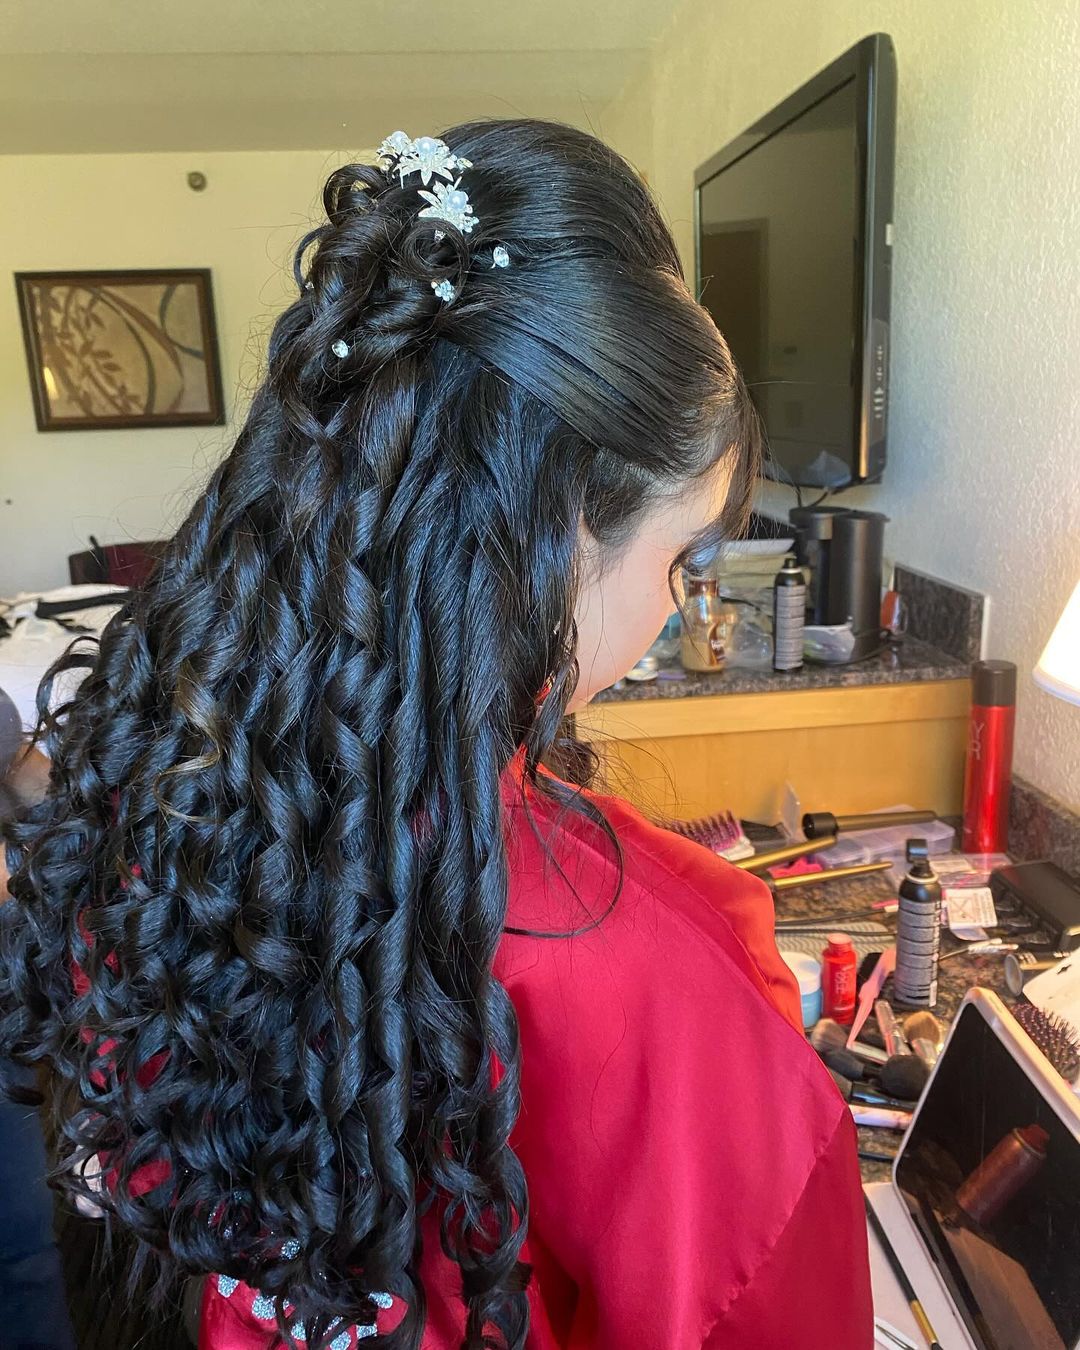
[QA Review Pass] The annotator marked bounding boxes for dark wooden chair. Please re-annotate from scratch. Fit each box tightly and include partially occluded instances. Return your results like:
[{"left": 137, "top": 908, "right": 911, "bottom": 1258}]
[{"left": 67, "top": 537, "right": 167, "bottom": 588}]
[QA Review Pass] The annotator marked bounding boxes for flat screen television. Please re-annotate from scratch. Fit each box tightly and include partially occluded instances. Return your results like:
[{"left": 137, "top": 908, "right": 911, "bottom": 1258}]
[{"left": 694, "top": 34, "right": 897, "bottom": 489}]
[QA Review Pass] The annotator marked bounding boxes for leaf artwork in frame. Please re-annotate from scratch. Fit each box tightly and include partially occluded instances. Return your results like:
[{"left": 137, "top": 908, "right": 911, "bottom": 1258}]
[{"left": 14, "top": 268, "right": 226, "bottom": 432}]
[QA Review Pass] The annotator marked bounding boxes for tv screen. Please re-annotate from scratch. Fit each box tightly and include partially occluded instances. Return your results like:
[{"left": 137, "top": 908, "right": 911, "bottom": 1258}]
[{"left": 695, "top": 35, "right": 896, "bottom": 489}]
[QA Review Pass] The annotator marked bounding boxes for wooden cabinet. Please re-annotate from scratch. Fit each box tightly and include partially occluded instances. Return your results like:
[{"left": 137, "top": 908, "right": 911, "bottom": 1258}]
[{"left": 573, "top": 679, "right": 971, "bottom": 824}]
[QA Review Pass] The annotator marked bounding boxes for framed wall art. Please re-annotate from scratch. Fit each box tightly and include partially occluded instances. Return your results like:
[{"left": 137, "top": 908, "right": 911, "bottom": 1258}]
[{"left": 14, "top": 268, "right": 225, "bottom": 432}]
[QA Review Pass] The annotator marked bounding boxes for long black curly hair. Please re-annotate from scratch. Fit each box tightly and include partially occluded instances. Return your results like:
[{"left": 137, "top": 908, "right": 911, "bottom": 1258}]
[{"left": 0, "top": 119, "right": 758, "bottom": 1349}]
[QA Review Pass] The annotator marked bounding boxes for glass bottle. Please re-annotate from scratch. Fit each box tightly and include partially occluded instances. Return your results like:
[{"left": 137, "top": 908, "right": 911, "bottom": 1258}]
[{"left": 680, "top": 576, "right": 734, "bottom": 672}]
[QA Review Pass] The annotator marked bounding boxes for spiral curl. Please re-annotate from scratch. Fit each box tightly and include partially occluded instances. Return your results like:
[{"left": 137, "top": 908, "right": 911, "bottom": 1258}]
[{"left": 0, "top": 119, "right": 758, "bottom": 1349}]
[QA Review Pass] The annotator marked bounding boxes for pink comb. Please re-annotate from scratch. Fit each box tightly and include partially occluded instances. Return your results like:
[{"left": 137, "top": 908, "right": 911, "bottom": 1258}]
[{"left": 846, "top": 946, "right": 896, "bottom": 1048}]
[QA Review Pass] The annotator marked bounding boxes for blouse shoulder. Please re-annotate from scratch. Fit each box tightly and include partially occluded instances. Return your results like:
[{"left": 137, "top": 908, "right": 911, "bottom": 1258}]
[{"left": 499, "top": 773, "right": 803, "bottom": 1034}]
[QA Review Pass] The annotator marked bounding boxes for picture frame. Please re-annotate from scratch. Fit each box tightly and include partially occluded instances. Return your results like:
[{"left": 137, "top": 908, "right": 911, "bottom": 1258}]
[{"left": 14, "top": 267, "right": 226, "bottom": 432}]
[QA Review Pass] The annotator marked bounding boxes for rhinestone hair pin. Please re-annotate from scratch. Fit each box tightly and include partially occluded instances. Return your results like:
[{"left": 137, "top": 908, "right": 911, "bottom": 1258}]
[
  {"left": 374, "top": 130, "right": 511, "bottom": 299},
  {"left": 330, "top": 130, "right": 508, "bottom": 353},
  {"left": 417, "top": 179, "right": 477, "bottom": 235},
  {"left": 377, "top": 131, "right": 472, "bottom": 187},
  {"left": 377, "top": 131, "right": 480, "bottom": 247}
]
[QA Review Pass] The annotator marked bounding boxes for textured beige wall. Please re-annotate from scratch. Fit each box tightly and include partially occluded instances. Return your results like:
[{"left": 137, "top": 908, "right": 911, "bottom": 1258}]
[{"left": 601, "top": 0, "right": 1080, "bottom": 811}]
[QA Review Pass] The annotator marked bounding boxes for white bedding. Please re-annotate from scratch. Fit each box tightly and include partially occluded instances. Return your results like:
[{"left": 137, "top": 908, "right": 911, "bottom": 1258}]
[{"left": 0, "top": 584, "right": 127, "bottom": 731}]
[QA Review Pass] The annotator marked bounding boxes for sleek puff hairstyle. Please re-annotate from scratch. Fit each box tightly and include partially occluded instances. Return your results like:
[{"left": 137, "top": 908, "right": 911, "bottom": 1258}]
[{"left": 0, "top": 120, "right": 759, "bottom": 1348}]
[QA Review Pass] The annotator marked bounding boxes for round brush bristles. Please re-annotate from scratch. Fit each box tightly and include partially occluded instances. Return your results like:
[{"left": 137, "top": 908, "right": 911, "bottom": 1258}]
[{"left": 1014, "top": 1003, "right": 1080, "bottom": 1084}]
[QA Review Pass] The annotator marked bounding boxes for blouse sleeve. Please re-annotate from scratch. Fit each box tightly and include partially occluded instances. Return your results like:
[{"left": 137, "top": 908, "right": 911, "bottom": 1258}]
[{"left": 704, "top": 1110, "right": 874, "bottom": 1348}]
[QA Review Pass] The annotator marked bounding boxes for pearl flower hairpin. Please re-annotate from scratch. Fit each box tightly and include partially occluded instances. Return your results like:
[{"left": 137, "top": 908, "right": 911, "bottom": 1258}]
[
  {"left": 325, "top": 128, "right": 511, "bottom": 347},
  {"left": 417, "top": 179, "right": 477, "bottom": 235},
  {"left": 375, "top": 130, "right": 511, "bottom": 305},
  {"left": 377, "top": 132, "right": 472, "bottom": 187},
  {"left": 378, "top": 132, "right": 480, "bottom": 244}
]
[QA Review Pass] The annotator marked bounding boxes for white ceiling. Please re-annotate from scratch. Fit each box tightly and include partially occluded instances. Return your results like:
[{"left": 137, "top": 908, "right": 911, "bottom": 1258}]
[{"left": 0, "top": 0, "right": 676, "bottom": 154}]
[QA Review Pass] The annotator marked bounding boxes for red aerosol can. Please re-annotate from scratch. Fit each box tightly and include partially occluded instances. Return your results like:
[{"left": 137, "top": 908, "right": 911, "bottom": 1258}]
[
  {"left": 962, "top": 660, "right": 1017, "bottom": 854},
  {"left": 821, "top": 933, "right": 857, "bottom": 1026}
]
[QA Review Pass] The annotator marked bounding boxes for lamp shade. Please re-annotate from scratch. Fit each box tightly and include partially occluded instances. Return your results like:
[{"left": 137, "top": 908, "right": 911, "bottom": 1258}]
[{"left": 1034, "top": 578, "right": 1080, "bottom": 705}]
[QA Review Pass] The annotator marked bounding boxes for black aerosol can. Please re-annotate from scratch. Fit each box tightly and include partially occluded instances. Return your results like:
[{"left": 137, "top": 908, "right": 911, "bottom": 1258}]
[
  {"left": 893, "top": 839, "right": 942, "bottom": 1008},
  {"left": 773, "top": 555, "right": 806, "bottom": 672}
]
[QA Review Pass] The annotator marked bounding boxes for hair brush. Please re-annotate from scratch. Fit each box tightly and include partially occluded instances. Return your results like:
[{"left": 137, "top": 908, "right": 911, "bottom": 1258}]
[
  {"left": 1013, "top": 1003, "right": 1080, "bottom": 1084},
  {"left": 668, "top": 811, "right": 752, "bottom": 862}
]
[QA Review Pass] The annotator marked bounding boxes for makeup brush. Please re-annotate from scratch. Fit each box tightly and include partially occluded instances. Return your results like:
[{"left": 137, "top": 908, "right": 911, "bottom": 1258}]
[
  {"left": 866, "top": 1198, "right": 943, "bottom": 1349},
  {"left": 860, "top": 1149, "right": 898, "bottom": 1166},
  {"left": 901, "top": 1011, "right": 945, "bottom": 1066},
  {"left": 827, "top": 1069, "right": 912, "bottom": 1112},
  {"left": 819, "top": 1046, "right": 929, "bottom": 1102},
  {"left": 850, "top": 1104, "right": 912, "bottom": 1130},
  {"left": 809, "top": 1019, "right": 889, "bottom": 1064},
  {"left": 875, "top": 1000, "right": 908, "bottom": 1057},
  {"left": 808, "top": 1018, "right": 849, "bottom": 1055},
  {"left": 900, "top": 1009, "right": 944, "bottom": 1046},
  {"left": 820, "top": 1047, "right": 867, "bottom": 1081},
  {"left": 878, "top": 1053, "right": 930, "bottom": 1102}
]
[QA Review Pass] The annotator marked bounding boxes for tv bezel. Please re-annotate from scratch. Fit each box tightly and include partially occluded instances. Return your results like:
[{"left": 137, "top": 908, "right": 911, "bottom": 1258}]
[{"left": 694, "top": 33, "right": 897, "bottom": 487}]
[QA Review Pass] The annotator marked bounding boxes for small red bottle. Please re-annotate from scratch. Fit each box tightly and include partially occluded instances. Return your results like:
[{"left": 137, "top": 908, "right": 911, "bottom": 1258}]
[
  {"left": 962, "top": 660, "right": 1017, "bottom": 854},
  {"left": 821, "top": 933, "right": 858, "bottom": 1026}
]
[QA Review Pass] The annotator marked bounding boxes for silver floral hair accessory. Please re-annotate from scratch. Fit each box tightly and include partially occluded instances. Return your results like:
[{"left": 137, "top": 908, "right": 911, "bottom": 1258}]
[
  {"left": 331, "top": 338, "right": 350, "bottom": 358},
  {"left": 375, "top": 130, "right": 493, "bottom": 303},
  {"left": 418, "top": 180, "right": 477, "bottom": 235},
  {"left": 377, "top": 132, "right": 471, "bottom": 187},
  {"left": 377, "top": 130, "right": 480, "bottom": 240}
]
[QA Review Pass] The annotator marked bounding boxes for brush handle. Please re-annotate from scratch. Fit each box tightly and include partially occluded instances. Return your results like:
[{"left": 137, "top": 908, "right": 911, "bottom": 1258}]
[
  {"left": 847, "top": 949, "right": 897, "bottom": 1047},
  {"left": 875, "top": 999, "right": 908, "bottom": 1057},
  {"left": 866, "top": 1196, "right": 942, "bottom": 1349},
  {"left": 850, "top": 1105, "right": 911, "bottom": 1129}
]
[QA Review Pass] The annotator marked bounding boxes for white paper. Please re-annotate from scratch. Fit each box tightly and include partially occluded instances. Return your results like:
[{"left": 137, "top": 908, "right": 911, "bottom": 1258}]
[{"left": 943, "top": 886, "right": 997, "bottom": 941}]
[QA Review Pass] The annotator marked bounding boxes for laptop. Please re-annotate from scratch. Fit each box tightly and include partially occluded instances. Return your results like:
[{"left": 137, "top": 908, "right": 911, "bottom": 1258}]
[{"left": 866, "top": 987, "right": 1080, "bottom": 1350}]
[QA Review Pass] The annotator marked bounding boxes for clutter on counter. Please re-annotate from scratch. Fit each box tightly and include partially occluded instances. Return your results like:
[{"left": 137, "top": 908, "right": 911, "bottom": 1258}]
[
  {"left": 598, "top": 632, "right": 966, "bottom": 702},
  {"left": 717, "top": 811, "right": 1080, "bottom": 1196}
]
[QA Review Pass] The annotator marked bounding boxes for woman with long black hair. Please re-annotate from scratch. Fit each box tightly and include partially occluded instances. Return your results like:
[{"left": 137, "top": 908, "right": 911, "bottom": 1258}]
[{"left": 0, "top": 121, "right": 872, "bottom": 1349}]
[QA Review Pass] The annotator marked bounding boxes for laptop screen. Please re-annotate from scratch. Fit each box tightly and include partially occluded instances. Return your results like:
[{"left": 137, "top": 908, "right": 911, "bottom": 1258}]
[{"left": 896, "top": 1001, "right": 1080, "bottom": 1350}]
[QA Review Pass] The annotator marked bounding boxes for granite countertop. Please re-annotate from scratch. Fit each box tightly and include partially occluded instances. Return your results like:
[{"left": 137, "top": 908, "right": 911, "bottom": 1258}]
[
  {"left": 594, "top": 635, "right": 968, "bottom": 703},
  {"left": 771, "top": 866, "right": 1029, "bottom": 1183}
]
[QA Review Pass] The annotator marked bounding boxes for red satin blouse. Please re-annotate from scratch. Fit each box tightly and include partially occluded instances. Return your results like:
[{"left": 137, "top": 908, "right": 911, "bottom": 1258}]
[{"left": 200, "top": 773, "right": 873, "bottom": 1349}]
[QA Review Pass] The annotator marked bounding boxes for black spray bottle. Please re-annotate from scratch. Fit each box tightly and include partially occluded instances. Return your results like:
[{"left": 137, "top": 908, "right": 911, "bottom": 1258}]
[
  {"left": 773, "top": 555, "right": 806, "bottom": 672},
  {"left": 893, "top": 839, "right": 942, "bottom": 1008}
]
